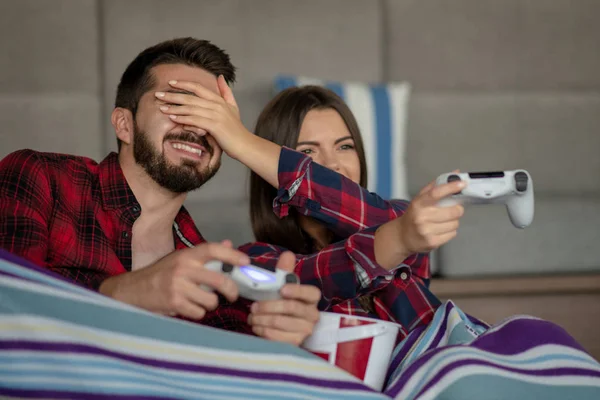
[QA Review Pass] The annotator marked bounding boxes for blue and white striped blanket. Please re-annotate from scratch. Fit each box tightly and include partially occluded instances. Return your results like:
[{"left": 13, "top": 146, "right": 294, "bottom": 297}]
[{"left": 1, "top": 249, "right": 599, "bottom": 399}]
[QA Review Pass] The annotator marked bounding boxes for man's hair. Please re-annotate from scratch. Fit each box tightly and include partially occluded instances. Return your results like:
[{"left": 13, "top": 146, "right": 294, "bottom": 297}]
[
  {"left": 114, "top": 37, "right": 236, "bottom": 150},
  {"left": 249, "top": 86, "right": 368, "bottom": 254}
]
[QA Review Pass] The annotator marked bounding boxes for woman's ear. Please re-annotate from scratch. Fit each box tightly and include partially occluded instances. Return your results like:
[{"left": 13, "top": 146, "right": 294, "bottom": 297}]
[{"left": 111, "top": 108, "right": 135, "bottom": 146}]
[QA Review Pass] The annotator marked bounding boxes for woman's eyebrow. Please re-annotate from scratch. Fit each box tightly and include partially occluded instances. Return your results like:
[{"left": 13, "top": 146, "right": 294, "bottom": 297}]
[
  {"left": 296, "top": 140, "right": 319, "bottom": 146},
  {"left": 334, "top": 136, "right": 353, "bottom": 145}
]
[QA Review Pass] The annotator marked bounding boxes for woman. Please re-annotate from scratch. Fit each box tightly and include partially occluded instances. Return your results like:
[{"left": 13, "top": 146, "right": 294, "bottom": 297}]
[{"left": 240, "top": 85, "right": 465, "bottom": 336}]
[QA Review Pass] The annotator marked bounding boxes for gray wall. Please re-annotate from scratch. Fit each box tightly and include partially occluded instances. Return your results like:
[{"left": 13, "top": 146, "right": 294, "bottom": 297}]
[{"left": 1, "top": 0, "right": 599, "bottom": 277}]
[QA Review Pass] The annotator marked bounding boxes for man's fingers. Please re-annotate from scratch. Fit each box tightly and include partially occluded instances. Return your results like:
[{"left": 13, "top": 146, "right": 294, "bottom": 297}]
[
  {"left": 168, "top": 298, "right": 207, "bottom": 320},
  {"left": 180, "top": 242, "right": 249, "bottom": 303},
  {"left": 251, "top": 326, "right": 306, "bottom": 346},
  {"left": 191, "top": 269, "right": 239, "bottom": 302},
  {"left": 220, "top": 239, "right": 233, "bottom": 248},
  {"left": 178, "top": 256, "right": 240, "bottom": 302},
  {"left": 194, "top": 242, "right": 250, "bottom": 266},
  {"left": 275, "top": 251, "right": 297, "bottom": 273},
  {"left": 248, "top": 313, "right": 314, "bottom": 335},
  {"left": 179, "top": 280, "right": 221, "bottom": 312},
  {"left": 281, "top": 283, "right": 321, "bottom": 305},
  {"left": 252, "top": 298, "right": 320, "bottom": 322}
]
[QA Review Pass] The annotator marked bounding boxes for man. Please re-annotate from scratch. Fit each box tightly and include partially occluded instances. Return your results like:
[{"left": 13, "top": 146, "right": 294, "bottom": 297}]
[{"left": 0, "top": 37, "right": 320, "bottom": 346}]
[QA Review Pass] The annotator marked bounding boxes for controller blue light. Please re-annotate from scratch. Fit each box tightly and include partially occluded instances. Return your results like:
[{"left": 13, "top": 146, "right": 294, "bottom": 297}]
[{"left": 241, "top": 266, "right": 276, "bottom": 282}]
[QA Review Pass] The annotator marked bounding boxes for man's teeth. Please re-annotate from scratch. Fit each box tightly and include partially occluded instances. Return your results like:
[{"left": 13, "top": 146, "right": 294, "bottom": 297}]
[{"left": 172, "top": 143, "right": 202, "bottom": 156}]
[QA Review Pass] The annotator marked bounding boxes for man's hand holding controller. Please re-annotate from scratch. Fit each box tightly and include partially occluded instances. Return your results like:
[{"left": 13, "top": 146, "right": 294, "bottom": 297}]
[
  {"left": 99, "top": 241, "right": 321, "bottom": 346},
  {"left": 202, "top": 250, "right": 321, "bottom": 346}
]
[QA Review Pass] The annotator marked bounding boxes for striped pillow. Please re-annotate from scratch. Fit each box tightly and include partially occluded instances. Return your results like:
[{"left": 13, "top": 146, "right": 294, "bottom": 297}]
[{"left": 274, "top": 76, "right": 410, "bottom": 200}]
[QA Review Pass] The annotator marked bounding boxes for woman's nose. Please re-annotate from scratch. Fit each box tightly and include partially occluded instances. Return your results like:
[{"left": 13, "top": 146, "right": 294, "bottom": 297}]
[{"left": 322, "top": 152, "right": 340, "bottom": 172}]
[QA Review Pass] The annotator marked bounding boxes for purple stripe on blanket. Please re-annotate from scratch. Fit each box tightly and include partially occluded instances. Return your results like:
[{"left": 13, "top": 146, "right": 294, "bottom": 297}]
[
  {"left": 387, "top": 303, "right": 455, "bottom": 376},
  {"left": 387, "top": 326, "right": 426, "bottom": 373},
  {"left": 0, "top": 388, "right": 177, "bottom": 400},
  {"left": 472, "top": 318, "right": 588, "bottom": 355},
  {"left": 0, "top": 341, "right": 371, "bottom": 392},
  {"left": 0, "top": 269, "right": 27, "bottom": 280},
  {"left": 390, "top": 357, "right": 600, "bottom": 398},
  {"left": 429, "top": 302, "right": 454, "bottom": 348}
]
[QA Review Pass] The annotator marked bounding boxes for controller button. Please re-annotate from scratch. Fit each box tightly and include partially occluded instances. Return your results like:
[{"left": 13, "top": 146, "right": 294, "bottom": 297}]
[
  {"left": 222, "top": 263, "right": 234, "bottom": 273},
  {"left": 447, "top": 174, "right": 461, "bottom": 183},
  {"left": 447, "top": 174, "right": 462, "bottom": 195},
  {"left": 515, "top": 172, "right": 528, "bottom": 192},
  {"left": 285, "top": 273, "right": 300, "bottom": 284}
]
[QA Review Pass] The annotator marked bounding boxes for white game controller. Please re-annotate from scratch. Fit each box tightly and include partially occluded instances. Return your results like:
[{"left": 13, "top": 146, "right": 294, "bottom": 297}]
[
  {"left": 435, "top": 170, "right": 535, "bottom": 228},
  {"left": 201, "top": 260, "right": 300, "bottom": 301}
]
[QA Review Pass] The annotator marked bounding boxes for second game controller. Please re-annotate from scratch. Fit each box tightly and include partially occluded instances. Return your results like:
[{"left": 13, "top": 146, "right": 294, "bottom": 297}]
[{"left": 434, "top": 170, "right": 534, "bottom": 228}]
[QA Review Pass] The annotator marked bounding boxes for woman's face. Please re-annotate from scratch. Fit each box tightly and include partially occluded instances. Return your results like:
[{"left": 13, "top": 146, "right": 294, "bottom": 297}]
[{"left": 295, "top": 108, "right": 361, "bottom": 184}]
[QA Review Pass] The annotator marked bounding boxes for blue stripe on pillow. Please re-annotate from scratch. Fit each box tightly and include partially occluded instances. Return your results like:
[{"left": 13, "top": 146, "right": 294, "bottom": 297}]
[
  {"left": 324, "top": 82, "right": 345, "bottom": 99},
  {"left": 371, "top": 85, "right": 392, "bottom": 199},
  {"left": 274, "top": 76, "right": 298, "bottom": 92}
]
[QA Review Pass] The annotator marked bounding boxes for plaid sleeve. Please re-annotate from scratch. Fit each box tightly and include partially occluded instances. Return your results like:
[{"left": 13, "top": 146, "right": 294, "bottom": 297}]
[
  {"left": 274, "top": 146, "right": 430, "bottom": 283},
  {"left": 275, "top": 146, "right": 408, "bottom": 237},
  {"left": 0, "top": 150, "right": 53, "bottom": 266},
  {"left": 240, "top": 226, "right": 395, "bottom": 311}
]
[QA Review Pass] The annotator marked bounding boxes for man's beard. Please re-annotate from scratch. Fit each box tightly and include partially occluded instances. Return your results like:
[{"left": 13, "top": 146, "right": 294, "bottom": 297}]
[{"left": 133, "top": 124, "right": 220, "bottom": 193}]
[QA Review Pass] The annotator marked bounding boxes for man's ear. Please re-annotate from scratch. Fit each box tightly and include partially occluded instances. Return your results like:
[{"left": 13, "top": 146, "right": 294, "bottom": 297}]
[{"left": 111, "top": 107, "right": 135, "bottom": 146}]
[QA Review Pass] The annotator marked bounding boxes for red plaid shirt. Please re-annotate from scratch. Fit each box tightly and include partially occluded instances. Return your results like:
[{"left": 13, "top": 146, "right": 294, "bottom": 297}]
[
  {"left": 238, "top": 147, "right": 441, "bottom": 338},
  {"left": 0, "top": 149, "right": 250, "bottom": 333}
]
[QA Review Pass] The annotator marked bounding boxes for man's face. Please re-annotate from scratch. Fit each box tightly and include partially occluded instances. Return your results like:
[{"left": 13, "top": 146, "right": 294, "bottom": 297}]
[{"left": 132, "top": 64, "right": 223, "bottom": 193}]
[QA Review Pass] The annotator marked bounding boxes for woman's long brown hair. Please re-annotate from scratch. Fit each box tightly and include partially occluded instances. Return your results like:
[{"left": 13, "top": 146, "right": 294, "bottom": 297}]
[{"left": 249, "top": 86, "right": 368, "bottom": 254}]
